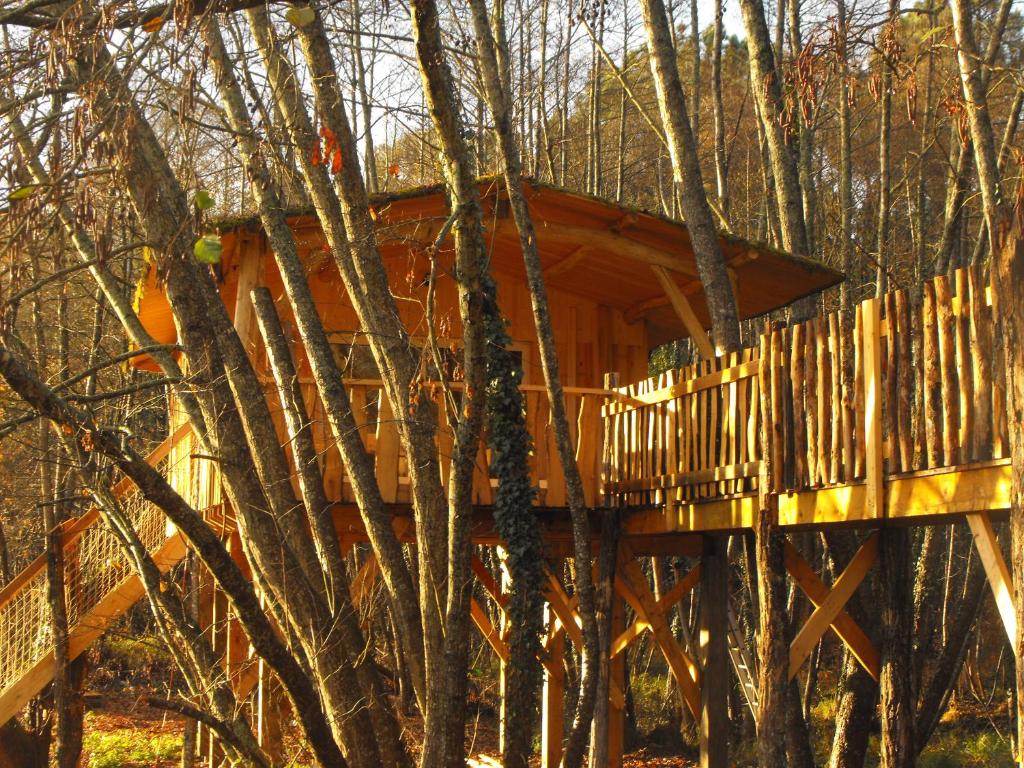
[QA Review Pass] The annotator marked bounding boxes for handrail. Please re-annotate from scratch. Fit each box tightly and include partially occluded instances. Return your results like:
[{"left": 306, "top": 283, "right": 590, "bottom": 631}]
[
  {"left": 603, "top": 264, "right": 1006, "bottom": 508},
  {"left": 255, "top": 374, "right": 616, "bottom": 398},
  {"left": 0, "top": 423, "right": 192, "bottom": 612}
]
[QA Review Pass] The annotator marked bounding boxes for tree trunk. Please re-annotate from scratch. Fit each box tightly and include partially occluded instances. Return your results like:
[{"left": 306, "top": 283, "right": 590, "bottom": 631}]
[
  {"left": 464, "top": 4, "right": 607, "bottom": 766},
  {"left": 711, "top": 0, "right": 729, "bottom": 217},
  {"left": 879, "top": 527, "right": 916, "bottom": 768},
  {"left": 737, "top": 0, "right": 810, "bottom": 259},
  {"left": 639, "top": 0, "right": 741, "bottom": 353}
]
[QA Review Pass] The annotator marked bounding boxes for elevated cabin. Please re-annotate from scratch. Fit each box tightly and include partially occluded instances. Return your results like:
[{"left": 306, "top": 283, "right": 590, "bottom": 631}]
[
  {"left": 0, "top": 182, "right": 1018, "bottom": 768},
  {"left": 132, "top": 180, "right": 840, "bottom": 511}
]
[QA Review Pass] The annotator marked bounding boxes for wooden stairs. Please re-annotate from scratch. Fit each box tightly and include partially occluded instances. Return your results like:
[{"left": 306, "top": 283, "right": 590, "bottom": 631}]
[{"left": 0, "top": 427, "right": 192, "bottom": 726}]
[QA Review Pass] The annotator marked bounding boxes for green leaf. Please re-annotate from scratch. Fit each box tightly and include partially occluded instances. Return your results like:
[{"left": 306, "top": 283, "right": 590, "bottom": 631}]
[
  {"left": 285, "top": 6, "right": 315, "bottom": 26},
  {"left": 194, "top": 190, "right": 215, "bottom": 210},
  {"left": 194, "top": 235, "right": 223, "bottom": 264},
  {"left": 7, "top": 185, "right": 38, "bottom": 202}
]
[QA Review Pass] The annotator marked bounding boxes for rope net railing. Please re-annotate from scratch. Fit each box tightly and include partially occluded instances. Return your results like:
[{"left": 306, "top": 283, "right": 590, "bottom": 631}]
[{"left": 0, "top": 429, "right": 194, "bottom": 705}]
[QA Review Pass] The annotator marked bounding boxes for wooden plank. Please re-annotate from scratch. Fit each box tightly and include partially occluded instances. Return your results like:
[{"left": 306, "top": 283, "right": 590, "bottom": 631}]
[
  {"left": 541, "top": 606, "right": 565, "bottom": 768},
  {"left": 375, "top": 394, "right": 400, "bottom": 502},
  {"left": 784, "top": 539, "right": 879, "bottom": 679},
  {"left": 840, "top": 314, "right": 855, "bottom": 482},
  {"left": 779, "top": 460, "right": 1012, "bottom": 525},
  {"left": 611, "top": 619, "right": 650, "bottom": 658},
  {"left": 471, "top": 597, "right": 509, "bottom": 663},
  {"left": 935, "top": 275, "right": 960, "bottom": 466},
  {"left": 862, "top": 299, "right": 883, "bottom": 518},
  {"left": 968, "top": 266, "right": 993, "bottom": 461},
  {"left": 604, "top": 358, "right": 760, "bottom": 412},
  {"left": 953, "top": 270, "right": 973, "bottom": 463},
  {"left": 965, "top": 511, "right": 1017, "bottom": 645},
  {"left": 605, "top": 461, "right": 762, "bottom": 494},
  {"left": 769, "top": 329, "right": 785, "bottom": 493},
  {"left": 853, "top": 304, "right": 865, "bottom": 479},
  {"left": 922, "top": 282, "right": 942, "bottom": 469},
  {"left": 816, "top": 316, "right": 830, "bottom": 485},
  {"left": 657, "top": 563, "right": 702, "bottom": 610},
  {"left": 829, "top": 314, "right": 842, "bottom": 484},
  {"left": 787, "top": 533, "right": 879, "bottom": 680},
  {"left": 543, "top": 572, "right": 584, "bottom": 649},
  {"left": 791, "top": 322, "right": 808, "bottom": 486},
  {"left": 894, "top": 292, "right": 914, "bottom": 472},
  {"left": 576, "top": 396, "right": 600, "bottom": 507},
  {"left": 883, "top": 293, "right": 900, "bottom": 473},
  {"left": 651, "top": 264, "right": 715, "bottom": 359}
]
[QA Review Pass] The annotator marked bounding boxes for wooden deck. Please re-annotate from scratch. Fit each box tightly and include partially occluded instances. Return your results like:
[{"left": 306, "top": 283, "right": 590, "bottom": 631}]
[{"left": 603, "top": 265, "right": 1010, "bottom": 532}]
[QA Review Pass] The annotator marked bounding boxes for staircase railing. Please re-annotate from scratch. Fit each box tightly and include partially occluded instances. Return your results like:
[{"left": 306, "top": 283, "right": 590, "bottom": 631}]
[{"left": 0, "top": 424, "right": 192, "bottom": 722}]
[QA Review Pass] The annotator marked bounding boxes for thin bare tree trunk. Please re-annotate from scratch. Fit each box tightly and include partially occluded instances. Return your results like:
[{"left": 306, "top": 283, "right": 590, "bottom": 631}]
[
  {"left": 737, "top": 0, "right": 810, "bottom": 259},
  {"left": 640, "top": 0, "right": 741, "bottom": 353},
  {"left": 711, "top": 0, "right": 729, "bottom": 217},
  {"left": 466, "top": 3, "right": 604, "bottom": 765}
]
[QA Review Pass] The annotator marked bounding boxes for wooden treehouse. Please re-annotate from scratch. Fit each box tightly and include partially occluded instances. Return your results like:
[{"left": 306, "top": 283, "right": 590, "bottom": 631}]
[{"left": 0, "top": 180, "right": 1017, "bottom": 767}]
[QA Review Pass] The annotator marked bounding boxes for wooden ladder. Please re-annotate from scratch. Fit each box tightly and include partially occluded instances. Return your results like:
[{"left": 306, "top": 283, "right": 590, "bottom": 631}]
[{"left": 727, "top": 608, "right": 759, "bottom": 717}]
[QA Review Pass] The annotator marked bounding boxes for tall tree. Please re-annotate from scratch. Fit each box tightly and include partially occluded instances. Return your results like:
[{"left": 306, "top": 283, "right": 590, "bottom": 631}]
[{"left": 639, "top": 0, "right": 741, "bottom": 353}]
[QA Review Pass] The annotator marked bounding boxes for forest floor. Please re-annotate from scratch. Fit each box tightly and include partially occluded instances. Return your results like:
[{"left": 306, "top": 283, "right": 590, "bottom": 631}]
[
  {"left": 78, "top": 687, "right": 1016, "bottom": 768},
  {"left": 76, "top": 633, "right": 1015, "bottom": 767}
]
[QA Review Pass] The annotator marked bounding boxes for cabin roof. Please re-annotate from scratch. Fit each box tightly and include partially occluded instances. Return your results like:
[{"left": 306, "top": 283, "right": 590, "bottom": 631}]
[{"left": 134, "top": 178, "right": 842, "bottom": 351}]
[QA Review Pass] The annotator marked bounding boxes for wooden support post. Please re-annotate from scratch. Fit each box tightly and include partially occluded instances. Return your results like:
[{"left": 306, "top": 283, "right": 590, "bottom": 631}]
[
  {"left": 233, "top": 244, "right": 261, "bottom": 354},
  {"left": 651, "top": 264, "right": 716, "bottom": 359},
  {"left": 608, "top": 589, "right": 625, "bottom": 768},
  {"left": 541, "top": 603, "right": 565, "bottom": 768},
  {"left": 256, "top": 661, "right": 286, "bottom": 764},
  {"left": 862, "top": 298, "right": 884, "bottom": 518},
  {"left": 700, "top": 535, "right": 729, "bottom": 768}
]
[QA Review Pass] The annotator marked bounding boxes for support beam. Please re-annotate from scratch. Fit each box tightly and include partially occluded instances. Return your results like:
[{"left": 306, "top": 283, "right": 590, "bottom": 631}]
[
  {"left": 541, "top": 605, "right": 565, "bottom": 767},
  {"left": 544, "top": 245, "right": 591, "bottom": 279},
  {"left": 616, "top": 543, "right": 702, "bottom": 717},
  {"left": 966, "top": 512, "right": 1017, "bottom": 644},
  {"left": 789, "top": 533, "right": 879, "bottom": 679},
  {"left": 784, "top": 540, "right": 880, "bottom": 679},
  {"left": 496, "top": 219, "right": 699, "bottom": 277},
  {"left": 651, "top": 264, "right": 716, "bottom": 358}
]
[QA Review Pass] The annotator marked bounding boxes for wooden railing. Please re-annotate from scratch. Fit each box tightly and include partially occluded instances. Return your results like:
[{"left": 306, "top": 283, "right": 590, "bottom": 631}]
[
  {"left": 251, "top": 379, "right": 611, "bottom": 508},
  {"left": 0, "top": 425, "right": 196, "bottom": 719},
  {"left": 603, "top": 265, "right": 1008, "bottom": 512}
]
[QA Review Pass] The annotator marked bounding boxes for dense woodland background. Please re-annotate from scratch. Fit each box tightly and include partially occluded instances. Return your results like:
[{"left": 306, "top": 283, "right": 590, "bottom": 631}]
[{"left": 0, "top": 0, "right": 1022, "bottom": 765}]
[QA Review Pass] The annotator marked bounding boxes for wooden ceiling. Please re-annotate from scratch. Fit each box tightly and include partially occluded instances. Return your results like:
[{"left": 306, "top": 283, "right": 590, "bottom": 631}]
[{"left": 365, "top": 179, "right": 843, "bottom": 347}]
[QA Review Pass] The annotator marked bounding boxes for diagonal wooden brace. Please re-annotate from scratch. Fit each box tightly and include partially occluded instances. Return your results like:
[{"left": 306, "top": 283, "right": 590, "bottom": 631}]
[
  {"left": 616, "top": 542, "right": 702, "bottom": 718},
  {"left": 966, "top": 512, "right": 1017, "bottom": 645},
  {"left": 611, "top": 562, "right": 701, "bottom": 660},
  {"left": 786, "top": 533, "right": 880, "bottom": 681}
]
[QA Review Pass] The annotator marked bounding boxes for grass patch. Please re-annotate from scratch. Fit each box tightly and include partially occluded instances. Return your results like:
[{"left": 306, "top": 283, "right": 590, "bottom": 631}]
[
  {"left": 918, "top": 728, "right": 1015, "bottom": 768},
  {"left": 83, "top": 725, "right": 181, "bottom": 767}
]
